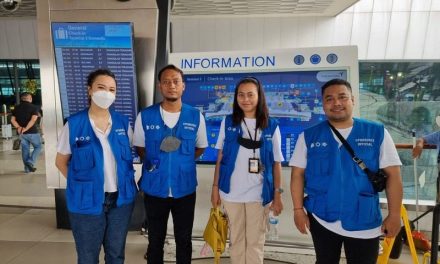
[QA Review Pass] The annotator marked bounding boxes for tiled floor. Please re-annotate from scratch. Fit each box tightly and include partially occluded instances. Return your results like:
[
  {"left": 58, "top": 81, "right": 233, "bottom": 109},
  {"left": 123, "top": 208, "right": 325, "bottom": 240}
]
[{"left": 0, "top": 137, "right": 432, "bottom": 263}]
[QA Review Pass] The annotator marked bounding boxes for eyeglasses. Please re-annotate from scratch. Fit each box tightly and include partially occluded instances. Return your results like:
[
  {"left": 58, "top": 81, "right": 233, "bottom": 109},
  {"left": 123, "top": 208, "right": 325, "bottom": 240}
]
[{"left": 161, "top": 79, "right": 183, "bottom": 86}]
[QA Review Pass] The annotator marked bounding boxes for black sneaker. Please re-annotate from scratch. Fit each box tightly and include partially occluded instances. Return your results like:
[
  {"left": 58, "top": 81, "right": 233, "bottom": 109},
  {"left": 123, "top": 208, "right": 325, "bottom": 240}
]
[{"left": 26, "top": 162, "right": 36, "bottom": 172}]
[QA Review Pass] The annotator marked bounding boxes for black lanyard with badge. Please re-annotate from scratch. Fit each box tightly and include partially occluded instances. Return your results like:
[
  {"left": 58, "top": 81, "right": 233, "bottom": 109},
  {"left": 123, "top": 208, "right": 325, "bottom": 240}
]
[{"left": 237, "top": 119, "right": 263, "bottom": 173}]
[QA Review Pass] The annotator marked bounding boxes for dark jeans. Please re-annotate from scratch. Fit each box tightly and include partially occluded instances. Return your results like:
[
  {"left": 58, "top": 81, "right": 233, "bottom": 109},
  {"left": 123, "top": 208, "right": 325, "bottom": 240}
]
[
  {"left": 309, "top": 214, "right": 380, "bottom": 264},
  {"left": 69, "top": 192, "right": 134, "bottom": 264},
  {"left": 145, "top": 192, "right": 196, "bottom": 264}
]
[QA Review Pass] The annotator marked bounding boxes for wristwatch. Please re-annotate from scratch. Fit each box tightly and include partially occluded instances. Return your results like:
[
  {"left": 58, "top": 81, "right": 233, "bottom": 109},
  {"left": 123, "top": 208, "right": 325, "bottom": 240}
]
[{"left": 275, "top": 188, "right": 284, "bottom": 194}]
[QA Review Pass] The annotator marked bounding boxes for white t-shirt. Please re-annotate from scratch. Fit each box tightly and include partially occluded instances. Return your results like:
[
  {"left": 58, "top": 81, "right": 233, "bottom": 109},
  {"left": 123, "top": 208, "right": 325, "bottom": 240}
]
[
  {"left": 215, "top": 117, "right": 284, "bottom": 203},
  {"left": 289, "top": 126, "right": 402, "bottom": 238},
  {"left": 133, "top": 105, "right": 208, "bottom": 149},
  {"left": 56, "top": 117, "right": 134, "bottom": 193}
]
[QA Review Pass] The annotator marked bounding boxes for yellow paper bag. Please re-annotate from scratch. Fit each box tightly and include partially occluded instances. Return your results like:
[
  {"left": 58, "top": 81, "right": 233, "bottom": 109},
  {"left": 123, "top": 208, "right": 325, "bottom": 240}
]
[{"left": 203, "top": 207, "right": 228, "bottom": 263}]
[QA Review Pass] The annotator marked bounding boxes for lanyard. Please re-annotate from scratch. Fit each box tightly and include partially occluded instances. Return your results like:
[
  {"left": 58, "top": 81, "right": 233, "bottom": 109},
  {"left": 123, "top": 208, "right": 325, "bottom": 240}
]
[{"left": 242, "top": 119, "right": 258, "bottom": 157}]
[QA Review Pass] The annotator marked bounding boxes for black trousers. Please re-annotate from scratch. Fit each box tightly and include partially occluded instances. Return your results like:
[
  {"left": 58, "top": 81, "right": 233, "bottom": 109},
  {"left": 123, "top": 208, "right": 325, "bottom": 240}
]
[
  {"left": 309, "top": 214, "right": 380, "bottom": 264},
  {"left": 145, "top": 192, "right": 196, "bottom": 264}
]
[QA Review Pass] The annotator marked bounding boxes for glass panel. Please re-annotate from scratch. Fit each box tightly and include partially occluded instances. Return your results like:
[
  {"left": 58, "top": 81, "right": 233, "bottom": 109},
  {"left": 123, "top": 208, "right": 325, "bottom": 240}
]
[
  {"left": 360, "top": 61, "right": 440, "bottom": 201},
  {"left": 0, "top": 60, "right": 40, "bottom": 110}
]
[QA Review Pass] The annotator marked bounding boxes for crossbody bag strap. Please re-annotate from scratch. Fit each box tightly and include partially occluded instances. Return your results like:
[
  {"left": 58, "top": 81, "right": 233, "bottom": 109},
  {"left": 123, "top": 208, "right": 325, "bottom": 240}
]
[{"left": 327, "top": 121, "right": 370, "bottom": 172}]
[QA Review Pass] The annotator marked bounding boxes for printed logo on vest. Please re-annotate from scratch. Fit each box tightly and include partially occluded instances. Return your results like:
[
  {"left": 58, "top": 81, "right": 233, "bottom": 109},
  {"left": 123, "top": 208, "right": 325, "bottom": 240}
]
[
  {"left": 145, "top": 124, "right": 160, "bottom": 130},
  {"left": 115, "top": 128, "right": 126, "bottom": 136},
  {"left": 75, "top": 136, "right": 91, "bottom": 143},
  {"left": 310, "top": 142, "right": 327, "bottom": 148},
  {"left": 355, "top": 138, "right": 375, "bottom": 147},
  {"left": 183, "top": 122, "right": 196, "bottom": 131}
]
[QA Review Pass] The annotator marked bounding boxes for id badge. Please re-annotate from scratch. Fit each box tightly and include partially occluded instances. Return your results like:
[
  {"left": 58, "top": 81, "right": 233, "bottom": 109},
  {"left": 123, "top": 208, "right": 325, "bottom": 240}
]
[{"left": 249, "top": 158, "right": 260, "bottom": 173}]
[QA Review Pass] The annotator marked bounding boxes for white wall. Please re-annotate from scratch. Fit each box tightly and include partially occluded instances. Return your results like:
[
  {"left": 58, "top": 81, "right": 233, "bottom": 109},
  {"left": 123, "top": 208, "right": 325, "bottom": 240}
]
[
  {"left": 0, "top": 17, "right": 38, "bottom": 59},
  {"left": 171, "top": 0, "right": 440, "bottom": 60}
]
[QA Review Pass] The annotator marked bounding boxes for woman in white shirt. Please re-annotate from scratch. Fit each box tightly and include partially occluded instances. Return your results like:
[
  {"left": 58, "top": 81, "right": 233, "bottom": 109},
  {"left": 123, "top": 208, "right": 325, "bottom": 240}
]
[
  {"left": 211, "top": 77, "right": 284, "bottom": 264},
  {"left": 55, "top": 69, "right": 137, "bottom": 264}
]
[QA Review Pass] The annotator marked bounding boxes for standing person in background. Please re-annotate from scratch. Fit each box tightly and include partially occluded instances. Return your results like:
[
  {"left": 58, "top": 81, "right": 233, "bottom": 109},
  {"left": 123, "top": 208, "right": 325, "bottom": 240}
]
[
  {"left": 55, "top": 69, "right": 137, "bottom": 264},
  {"left": 133, "top": 64, "right": 208, "bottom": 264},
  {"left": 412, "top": 113, "right": 440, "bottom": 159},
  {"left": 290, "top": 79, "right": 403, "bottom": 264},
  {"left": 11, "top": 92, "right": 42, "bottom": 173},
  {"left": 211, "top": 77, "right": 284, "bottom": 264}
]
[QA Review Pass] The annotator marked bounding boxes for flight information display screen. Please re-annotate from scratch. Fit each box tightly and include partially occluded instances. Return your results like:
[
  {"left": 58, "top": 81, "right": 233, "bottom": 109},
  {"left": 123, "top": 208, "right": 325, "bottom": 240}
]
[
  {"left": 182, "top": 70, "right": 347, "bottom": 164},
  {"left": 51, "top": 22, "right": 138, "bottom": 124}
]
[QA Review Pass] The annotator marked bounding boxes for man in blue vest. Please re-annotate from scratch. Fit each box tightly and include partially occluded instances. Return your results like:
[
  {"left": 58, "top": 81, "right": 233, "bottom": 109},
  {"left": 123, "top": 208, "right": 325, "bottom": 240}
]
[
  {"left": 133, "top": 64, "right": 208, "bottom": 263},
  {"left": 290, "top": 79, "right": 403, "bottom": 264}
]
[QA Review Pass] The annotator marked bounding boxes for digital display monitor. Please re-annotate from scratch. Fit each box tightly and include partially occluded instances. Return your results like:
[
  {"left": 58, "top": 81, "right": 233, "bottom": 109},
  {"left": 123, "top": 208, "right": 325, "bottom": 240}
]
[
  {"left": 51, "top": 22, "right": 138, "bottom": 124},
  {"left": 182, "top": 70, "right": 348, "bottom": 164}
]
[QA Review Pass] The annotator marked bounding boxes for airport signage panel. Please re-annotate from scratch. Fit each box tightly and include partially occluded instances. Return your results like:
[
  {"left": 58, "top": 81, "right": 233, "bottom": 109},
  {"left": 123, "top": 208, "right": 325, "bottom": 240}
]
[{"left": 52, "top": 22, "right": 138, "bottom": 124}]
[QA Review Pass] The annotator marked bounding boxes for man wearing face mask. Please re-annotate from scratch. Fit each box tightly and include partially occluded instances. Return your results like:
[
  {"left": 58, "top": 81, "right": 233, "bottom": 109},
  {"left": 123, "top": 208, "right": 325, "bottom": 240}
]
[
  {"left": 133, "top": 64, "right": 208, "bottom": 263},
  {"left": 413, "top": 114, "right": 440, "bottom": 160},
  {"left": 55, "top": 69, "right": 137, "bottom": 264}
]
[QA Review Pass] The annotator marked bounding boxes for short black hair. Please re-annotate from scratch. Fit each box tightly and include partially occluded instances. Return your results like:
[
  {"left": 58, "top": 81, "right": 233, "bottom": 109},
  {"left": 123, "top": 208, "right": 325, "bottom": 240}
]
[
  {"left": 87, "top": 68, "right": 116, "bottom": 87},
  {"left": 158, "top": 64, "right": 184, "bottom": 81},
  {"left": 321, "top": 79, "right": 352, "bottom": 95},
  {"left": 20, "top": 92, "right": 32, "bottom": 98}
]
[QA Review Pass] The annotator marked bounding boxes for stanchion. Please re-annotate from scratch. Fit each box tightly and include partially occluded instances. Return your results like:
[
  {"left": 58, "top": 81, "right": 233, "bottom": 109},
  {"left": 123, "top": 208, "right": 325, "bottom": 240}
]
[
  {"left": 429, "top": 157, "right": 440, "bottom": 264},
  {"left": 378, "top": 204, "right": 420, "bottom": 264}
]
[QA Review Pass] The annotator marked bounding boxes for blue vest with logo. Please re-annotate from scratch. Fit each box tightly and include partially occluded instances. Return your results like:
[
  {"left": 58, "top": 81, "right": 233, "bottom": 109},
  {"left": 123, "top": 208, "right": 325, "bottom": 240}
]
[
  {"left": 303, "top": 118, "right": 384, "bottom": 231},
  {"left": 218, "top": 115, "right": 278, "bottom": 206},
  {"left": 66, "top": 109, "right": 137, "bottom": 215},
  {"left": 138, "top": 103, "right": 200, "bottom": 198}
]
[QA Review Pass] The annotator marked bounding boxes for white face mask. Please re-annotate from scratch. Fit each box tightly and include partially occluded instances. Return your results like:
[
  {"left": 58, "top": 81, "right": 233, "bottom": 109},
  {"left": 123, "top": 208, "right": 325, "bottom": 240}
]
[
  {"left": 91, "top": 90, "right": 115, "bottom": 109},
  {"left": 436, "top": 115, "right": 440, "bottom": 127}
]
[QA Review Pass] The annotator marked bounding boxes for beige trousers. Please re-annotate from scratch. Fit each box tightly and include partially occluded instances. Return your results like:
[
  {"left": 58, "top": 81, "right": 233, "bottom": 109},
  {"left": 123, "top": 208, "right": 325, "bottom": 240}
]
[{"left": 222, "top": 200, "right": 268, "bottom": 264}]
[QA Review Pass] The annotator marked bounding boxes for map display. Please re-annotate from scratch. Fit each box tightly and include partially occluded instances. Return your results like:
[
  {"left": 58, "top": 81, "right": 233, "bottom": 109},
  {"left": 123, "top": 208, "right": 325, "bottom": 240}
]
[{"left": 182, "top": 70, "right": 348, "bottom": 164}]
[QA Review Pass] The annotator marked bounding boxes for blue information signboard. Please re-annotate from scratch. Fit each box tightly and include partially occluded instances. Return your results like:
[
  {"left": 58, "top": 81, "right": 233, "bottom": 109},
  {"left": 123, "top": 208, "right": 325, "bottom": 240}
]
[
  {"left": 182, "top": 70, "right": 347, "bottom": 164},
  {"left": 51, "top": 22, "right": 138, "bottom": 124}
]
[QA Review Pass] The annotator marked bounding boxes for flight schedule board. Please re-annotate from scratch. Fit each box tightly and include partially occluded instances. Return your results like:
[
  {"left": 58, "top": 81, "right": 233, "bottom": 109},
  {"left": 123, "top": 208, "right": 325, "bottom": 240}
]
[
  {"left": 51, "top": 22, "right": 138, "bottom": 124},
  {"left": 182, "top": 70, "right": 347, "bottom": 164}
]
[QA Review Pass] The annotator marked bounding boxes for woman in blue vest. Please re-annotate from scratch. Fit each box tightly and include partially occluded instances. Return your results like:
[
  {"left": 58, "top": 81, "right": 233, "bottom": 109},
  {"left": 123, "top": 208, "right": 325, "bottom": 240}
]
[
  {"left": 211, "top": 77, "right": 284, "bottom": 264},
  {"left": 55, "top": 69, "right": 137, "bottom": 264}
]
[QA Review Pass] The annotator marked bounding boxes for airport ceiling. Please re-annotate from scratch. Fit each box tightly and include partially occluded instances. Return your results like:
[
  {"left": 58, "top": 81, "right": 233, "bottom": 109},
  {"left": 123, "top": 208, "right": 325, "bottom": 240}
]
[{"left": 0, "top": 0, "right": 358, "bottom": 18}]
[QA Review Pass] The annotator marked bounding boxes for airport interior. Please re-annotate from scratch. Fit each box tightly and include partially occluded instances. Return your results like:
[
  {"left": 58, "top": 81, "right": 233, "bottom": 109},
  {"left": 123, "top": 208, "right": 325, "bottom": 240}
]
[{"left": 1, "top": 0, "right": 440, "bottom": 263}]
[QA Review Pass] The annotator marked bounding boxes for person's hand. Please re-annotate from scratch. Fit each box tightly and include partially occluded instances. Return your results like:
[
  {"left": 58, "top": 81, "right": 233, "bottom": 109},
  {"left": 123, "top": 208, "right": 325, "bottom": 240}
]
[
  {"left": 211, "top": 185, "right": 221, "bottom": 208},
  {"left": 17, "top": 127, "right": 23, "bottom": 134},
  {"left": 382, "top": 214, "right": 401, "bottom": 238},
  {"left": 293, "top": 209, "right": 309, "bottom": 234},
  {"left": 270, "top": 195, "right": 283, "bottom": 216},
  {"left": 412, "top": 144, "right": 423, "bottom": 159}
]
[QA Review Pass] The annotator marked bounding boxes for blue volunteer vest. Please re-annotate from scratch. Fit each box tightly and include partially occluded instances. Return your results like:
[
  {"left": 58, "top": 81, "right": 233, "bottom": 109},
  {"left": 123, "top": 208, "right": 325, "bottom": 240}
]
[
  {"left": 66, "top": 109, "right": 137, "bottom": 215},
  {"left": 218, "top": 115, "right": 278, "bottom": 205},
  {"left": 138, "top": 103, "right": 200, "bottom": 198},
  {"left": 303, "top": 118, "right": 384, "bottom": 231}
]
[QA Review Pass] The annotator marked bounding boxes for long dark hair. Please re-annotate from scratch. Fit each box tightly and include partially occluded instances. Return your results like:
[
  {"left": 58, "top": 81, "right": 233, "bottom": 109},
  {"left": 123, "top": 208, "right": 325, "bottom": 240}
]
[{"left": 232, "top": 77, "right": 269, "bottom": 129}]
